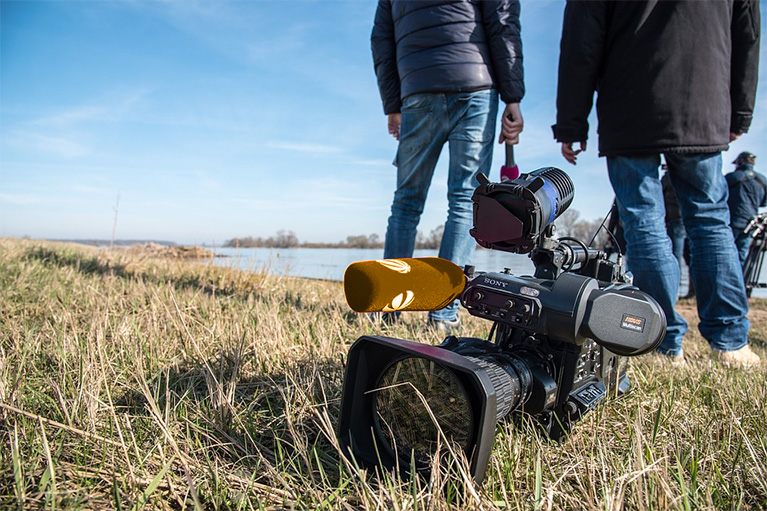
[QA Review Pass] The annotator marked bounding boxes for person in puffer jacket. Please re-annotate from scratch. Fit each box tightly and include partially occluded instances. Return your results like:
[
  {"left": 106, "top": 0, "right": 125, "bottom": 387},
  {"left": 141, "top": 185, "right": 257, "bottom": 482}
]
[{"left": 371, "top": 0, "right": 524, "bottom": 332}]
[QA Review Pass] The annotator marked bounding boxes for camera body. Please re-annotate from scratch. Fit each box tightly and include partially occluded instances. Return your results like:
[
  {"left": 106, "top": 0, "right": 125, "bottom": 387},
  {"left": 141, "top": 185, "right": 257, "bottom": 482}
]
[
  {"left": 337, "top": 169, "right": 666, "bottom": 483},
  {"left": 444, "top": 245, "right": 652, "bottom": 441}
]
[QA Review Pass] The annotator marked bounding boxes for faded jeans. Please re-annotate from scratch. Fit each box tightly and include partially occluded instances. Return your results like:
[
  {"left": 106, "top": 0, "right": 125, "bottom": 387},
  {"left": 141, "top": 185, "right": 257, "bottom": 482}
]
[
  {"left": 607, "top": 153, "right": 749, "bottom": 357},
  {"left": 384, "top": 89, "right": 498, "bottom": 321}
]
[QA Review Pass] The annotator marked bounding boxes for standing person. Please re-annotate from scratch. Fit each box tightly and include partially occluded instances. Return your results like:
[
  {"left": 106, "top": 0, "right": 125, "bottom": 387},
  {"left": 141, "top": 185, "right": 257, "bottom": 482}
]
[
  {"left": 661, "top": 167, "right": 694, "bottom": 298},
  {"left": 660, "top": 168, "right": 695, "bottom": 299},
  {"left": 726, "top": 151, "right": 767, "bottom": 268},
  {"left": 551, "top": 0, "right": 761, "bottom": 368},
  {"left": 372, "top": 0, "right": 524, "bottom": 331},
  {"left": 661, "top": 168, "right": 685, "bottom": 273}
]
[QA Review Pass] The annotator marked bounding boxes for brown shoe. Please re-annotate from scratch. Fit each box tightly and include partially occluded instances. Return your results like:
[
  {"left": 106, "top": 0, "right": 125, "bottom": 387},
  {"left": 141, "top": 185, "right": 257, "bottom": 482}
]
[{"left": 713, "top": 345, "right": 761, "bottom": 369}]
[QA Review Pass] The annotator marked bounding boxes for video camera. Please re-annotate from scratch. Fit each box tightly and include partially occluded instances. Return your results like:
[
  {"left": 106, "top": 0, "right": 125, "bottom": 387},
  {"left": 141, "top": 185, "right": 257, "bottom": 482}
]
[{"left": 337, "top": 168, "right": 666, "bottom": 483}]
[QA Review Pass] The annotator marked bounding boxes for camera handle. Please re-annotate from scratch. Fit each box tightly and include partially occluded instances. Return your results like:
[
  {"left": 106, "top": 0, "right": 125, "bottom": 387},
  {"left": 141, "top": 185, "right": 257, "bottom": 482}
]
[{"left": 500, "top": 142, "right": 520, "bottom": 181}]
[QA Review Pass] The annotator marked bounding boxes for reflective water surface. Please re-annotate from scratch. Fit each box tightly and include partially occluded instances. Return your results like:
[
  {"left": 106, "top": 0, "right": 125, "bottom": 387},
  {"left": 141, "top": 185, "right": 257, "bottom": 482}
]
[{"left": 208, "top": 246, "right": 764, "bottom": 298}]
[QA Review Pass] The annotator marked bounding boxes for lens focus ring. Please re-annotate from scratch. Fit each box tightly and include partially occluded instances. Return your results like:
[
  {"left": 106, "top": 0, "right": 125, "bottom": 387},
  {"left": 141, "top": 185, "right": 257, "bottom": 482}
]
[{"left": 466, "top": 356, "right": 523, "bottom": 421}]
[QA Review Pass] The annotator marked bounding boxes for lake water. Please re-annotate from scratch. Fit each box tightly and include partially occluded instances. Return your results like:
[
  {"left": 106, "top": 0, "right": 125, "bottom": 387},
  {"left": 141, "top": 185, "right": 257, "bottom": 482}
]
[
  {"left": 204, "top": 246, "right": 764, "bottom": 298},
  {"left": 210, "top": 247, "right": 537, "bottom": 281}
]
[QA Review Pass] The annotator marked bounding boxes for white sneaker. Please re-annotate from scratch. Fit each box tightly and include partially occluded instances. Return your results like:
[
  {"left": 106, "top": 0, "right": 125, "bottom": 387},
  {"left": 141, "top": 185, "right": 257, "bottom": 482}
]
[
  {"left": 713, "top": 345, "right": 761, "bottom": 369},
  {"left": 427, "top": 317, "right": 461, "bottom": 334},
  {"left": 657, "top": 352, "right": 686, "bottom": 368}
]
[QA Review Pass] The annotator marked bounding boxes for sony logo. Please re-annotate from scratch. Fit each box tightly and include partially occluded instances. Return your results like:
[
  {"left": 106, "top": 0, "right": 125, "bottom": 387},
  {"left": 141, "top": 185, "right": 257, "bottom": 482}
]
[{"left": 483, "top": 277, "right": 508, "bottom": 288}]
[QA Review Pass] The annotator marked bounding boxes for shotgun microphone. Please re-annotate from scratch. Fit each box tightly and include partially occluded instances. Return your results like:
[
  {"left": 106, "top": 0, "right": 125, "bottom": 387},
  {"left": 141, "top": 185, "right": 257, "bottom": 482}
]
[{"left": 343, "top": 257, "right": 466, "bottom": 313}]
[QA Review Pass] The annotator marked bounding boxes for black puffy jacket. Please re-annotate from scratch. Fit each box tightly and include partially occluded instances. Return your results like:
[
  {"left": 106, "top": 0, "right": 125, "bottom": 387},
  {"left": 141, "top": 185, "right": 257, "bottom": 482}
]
[
  {"left": 371, "top": 0, "right": 524, "bottom": 115},
  {"left": 552, "top": 0, "right": 760, "bottom": 157}
]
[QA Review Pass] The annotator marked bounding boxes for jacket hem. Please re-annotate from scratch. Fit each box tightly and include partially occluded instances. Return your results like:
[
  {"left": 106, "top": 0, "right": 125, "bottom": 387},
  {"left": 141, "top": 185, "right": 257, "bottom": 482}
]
[{"left": 598, "top": 145, "right": 730, "bottom": 158}]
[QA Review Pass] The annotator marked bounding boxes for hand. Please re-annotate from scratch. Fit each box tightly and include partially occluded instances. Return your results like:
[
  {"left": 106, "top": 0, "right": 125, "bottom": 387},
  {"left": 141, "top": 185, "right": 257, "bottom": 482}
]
[
  {"left": 561, "top": 141, "right": 586, "bottom": 165},
  {"left": 730, "top": 132, "right": 742, "bottom": 142},
  {"left": 388, "top": 113, "right": 401, "bottom": 140},
  {"left": 498, "top": 102, "right": 524, "bottom": 145}
]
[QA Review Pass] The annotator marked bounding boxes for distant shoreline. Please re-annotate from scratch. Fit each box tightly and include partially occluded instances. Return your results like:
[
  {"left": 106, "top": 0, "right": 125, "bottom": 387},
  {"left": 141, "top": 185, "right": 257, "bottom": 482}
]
[{"left": 47, "top": 239, "right": 391, "bottom": 250}]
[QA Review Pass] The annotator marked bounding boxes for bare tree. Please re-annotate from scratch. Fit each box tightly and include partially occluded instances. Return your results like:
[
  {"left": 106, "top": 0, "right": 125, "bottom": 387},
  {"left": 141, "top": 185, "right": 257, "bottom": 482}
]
[
  {"left": 555, "top": 209, "right": 609, "bottom": 247},
  {"left": 274, "top": 230, "right": 299, "bottom": 248},
  {"left": 415, "top": 224, "right": 444, "bottom": 249},
  {"left": 554, "top": 209, "right": 580, "bottom": 238}
]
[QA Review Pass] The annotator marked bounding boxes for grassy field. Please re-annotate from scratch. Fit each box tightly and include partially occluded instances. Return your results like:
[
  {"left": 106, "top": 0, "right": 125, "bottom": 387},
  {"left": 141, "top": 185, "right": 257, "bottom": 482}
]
[{"left": 1, "top": 238, "right": 766, "bottom": 510}]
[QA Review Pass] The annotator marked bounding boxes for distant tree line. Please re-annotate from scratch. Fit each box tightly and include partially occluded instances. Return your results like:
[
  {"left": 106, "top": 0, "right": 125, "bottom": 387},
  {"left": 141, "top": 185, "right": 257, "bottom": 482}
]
[
  {"left": 223, "top": 225, "right": 446, "bottom": 249},
  {"left": 225, "top": 230, "right": 302, "bottom": 248},
  {"left": 224, "top": 229, "right": 379, "bottom": 249},
  {"left": 223, "top": 212, "right": 609, "bottom": 250}
]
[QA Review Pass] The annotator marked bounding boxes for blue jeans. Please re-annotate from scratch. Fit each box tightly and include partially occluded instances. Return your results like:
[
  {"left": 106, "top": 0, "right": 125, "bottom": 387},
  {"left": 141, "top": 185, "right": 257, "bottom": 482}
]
[
  {"left": 384, "top": 89, "right": 498, "bottom": 321},
  {"left": 608, "top": 153, "right": 749, "bottom": 356},
  {"left": 732, "top": 227, "right": 751, "bottom": 269}
]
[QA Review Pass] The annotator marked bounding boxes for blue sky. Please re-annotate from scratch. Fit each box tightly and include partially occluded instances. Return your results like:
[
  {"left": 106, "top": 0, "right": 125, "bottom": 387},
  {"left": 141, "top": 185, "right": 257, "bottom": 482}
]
[{"left": 1, "top": 0, "right": 765, "bottom": 245}]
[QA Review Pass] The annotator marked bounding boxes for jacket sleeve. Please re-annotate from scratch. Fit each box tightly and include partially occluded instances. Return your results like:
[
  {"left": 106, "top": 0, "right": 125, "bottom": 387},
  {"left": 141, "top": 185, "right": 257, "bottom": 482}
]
[
  {"left": 371, "top": 0, "right": 401, "bottom": 115},
  {"left": 730, "top": 0, "right": 760, "bottom": 134},
  {"left": 757, "top": 173, "right": 767, "bottom": 207},
  {"left": 481, "top": 0, "right": 524, "bottom": 104},
  {"left": 551, "top": 1, "right": 610, "bottom": 143}
]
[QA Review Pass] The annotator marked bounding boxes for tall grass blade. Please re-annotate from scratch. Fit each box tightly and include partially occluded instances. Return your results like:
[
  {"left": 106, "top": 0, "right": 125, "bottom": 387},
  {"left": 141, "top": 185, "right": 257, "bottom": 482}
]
[
  {"left": 131, "top": 455, "right": 176, "bottom": 511},
  {"left": 10, "top": 425, "right": 25, "bottom": 509}
]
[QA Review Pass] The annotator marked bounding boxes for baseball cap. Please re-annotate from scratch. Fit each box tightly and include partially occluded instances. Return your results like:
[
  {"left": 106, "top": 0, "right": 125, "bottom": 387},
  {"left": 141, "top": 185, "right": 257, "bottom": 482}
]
[{"left": 733, "top": 151, "right": 756, "bottom": 164}]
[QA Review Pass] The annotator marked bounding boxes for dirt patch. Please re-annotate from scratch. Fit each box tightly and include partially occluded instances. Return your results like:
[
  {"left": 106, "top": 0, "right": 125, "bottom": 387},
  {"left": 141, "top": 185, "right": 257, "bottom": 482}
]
[{"left": 125, "top": 242, "right": 216, "bottom": 259}]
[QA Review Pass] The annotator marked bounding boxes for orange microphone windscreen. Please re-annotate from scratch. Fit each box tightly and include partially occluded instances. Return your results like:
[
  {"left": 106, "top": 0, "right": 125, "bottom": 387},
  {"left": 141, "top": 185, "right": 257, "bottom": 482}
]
[{"left": 343, "top": 257, "right": 466, "bottom": 313}]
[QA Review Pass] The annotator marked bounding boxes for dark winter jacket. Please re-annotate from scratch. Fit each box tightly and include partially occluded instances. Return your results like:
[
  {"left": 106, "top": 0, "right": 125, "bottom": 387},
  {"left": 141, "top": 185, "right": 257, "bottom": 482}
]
[
  {"left": 726, "top": 164, "right": 767, "bottom": 229},
  {"left": 552, "top": 0, "right": 760, "bottom": 157},
  {"left": 371, "top": 0, "right": 524, "bottom": 115}
]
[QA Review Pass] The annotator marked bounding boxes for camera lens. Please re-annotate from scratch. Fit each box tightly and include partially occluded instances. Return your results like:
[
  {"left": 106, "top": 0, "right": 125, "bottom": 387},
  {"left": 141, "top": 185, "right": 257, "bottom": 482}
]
[
  {"left": 373, "top": 356, "right": 474, "bottom": 467},
  {"left": 465, "top": 355, "right": 531, "bottom": 420}
]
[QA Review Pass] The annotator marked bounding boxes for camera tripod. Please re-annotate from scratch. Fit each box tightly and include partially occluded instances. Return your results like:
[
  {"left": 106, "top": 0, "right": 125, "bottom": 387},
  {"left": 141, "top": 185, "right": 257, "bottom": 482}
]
[{"left": 743, "top": 212, "right": 767, "bottom": 298}]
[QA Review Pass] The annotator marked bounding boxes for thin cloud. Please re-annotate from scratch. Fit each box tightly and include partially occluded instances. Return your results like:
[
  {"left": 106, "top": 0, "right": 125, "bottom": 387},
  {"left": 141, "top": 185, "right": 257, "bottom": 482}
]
[
  {"left": 31, "top": 90, "right": 148, "bottom": 127},
  {"left": 293, "top": 176, "right": 384, "bottom": 208},
  {"left": 32, "top": 106, "right": 106, "bottom": 128},
  {"left": 353, "top": 158, "right": 393, "bottom": 167},
  {"left": 6, "top": 131, "right": 90, "bottom": 159},
  {"left": 245, "top": 22, "right": 312, "bottom": 63},
  {"left": 0, "top": 193, "right": 42, "bottom": 205},
  {"left": 266, "top": 141, "right": 342, "bottom": 154},
  {"left": 70, "top": 185, "right": 112, "bottom": 195}
]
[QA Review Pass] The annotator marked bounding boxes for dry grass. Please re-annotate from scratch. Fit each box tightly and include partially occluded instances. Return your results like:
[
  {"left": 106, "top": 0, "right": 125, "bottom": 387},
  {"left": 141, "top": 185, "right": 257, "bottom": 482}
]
[{"left": 1, "top": 238, "right": 765, "bottom": 510}]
